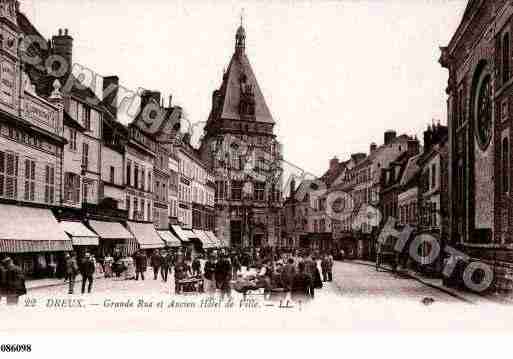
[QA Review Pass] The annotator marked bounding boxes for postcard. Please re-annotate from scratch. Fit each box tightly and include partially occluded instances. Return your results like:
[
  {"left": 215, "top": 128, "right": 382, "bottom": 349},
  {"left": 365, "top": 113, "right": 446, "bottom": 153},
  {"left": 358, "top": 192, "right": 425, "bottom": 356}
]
[{"left": 1, "top": 0, "right": 513, "bottom": 340}]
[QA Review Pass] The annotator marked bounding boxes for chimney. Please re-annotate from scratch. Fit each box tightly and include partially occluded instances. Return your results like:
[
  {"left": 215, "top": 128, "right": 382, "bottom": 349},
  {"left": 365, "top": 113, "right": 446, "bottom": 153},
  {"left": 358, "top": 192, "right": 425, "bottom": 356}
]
[
  {"left": 52, "top": 28, "right": 73, "bottom": 78},
  {"left": 370, "top": 142, "right": 377, "bottom": 153},
  {"left": 424, "top": 125, "right": 433, "bottom": 152},
  {"left": 168, "top": 95, "right": 173, "bottom": 108},
  {"left": 384, "top": 130, "right": 397, "bottom": 146},
  {"left": 407, "top": 136, "right": 420, "bottom": 157},
  {"left": 140, "top": 90, "right": 161, "bottom": 109},
  {"left": 329, "top": 156, "right": 339, "bottom": 171},
  {"left": 103, "top": 75, "right": 119, "bottom": 118}
]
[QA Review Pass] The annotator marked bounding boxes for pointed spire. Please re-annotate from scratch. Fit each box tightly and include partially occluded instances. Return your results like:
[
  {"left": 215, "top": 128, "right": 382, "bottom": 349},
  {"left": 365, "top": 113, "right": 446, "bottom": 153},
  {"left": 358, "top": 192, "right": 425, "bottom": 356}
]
[{"left": 235, "top": 9, "right": 246, "bottom": 56}]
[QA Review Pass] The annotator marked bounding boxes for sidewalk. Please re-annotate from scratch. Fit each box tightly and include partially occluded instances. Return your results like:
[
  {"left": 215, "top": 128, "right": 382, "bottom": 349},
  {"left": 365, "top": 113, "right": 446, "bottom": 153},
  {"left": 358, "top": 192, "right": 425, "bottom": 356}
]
[
  {"left": 26, "top": 274, "right": 106, "bottom": 291},
  {"left": 349, "top": 259, "right": 495, "bottom": 304}
]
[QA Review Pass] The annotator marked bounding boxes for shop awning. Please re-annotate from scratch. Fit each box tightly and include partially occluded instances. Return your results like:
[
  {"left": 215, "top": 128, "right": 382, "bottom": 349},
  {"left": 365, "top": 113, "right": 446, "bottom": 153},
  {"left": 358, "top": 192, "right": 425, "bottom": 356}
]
[
  {"left": 171, "top": 225, "right": 196, "bottom": 243},
  {"left": 0, "top": 204, "right": 73, "bottom": 253},
  {"left": 88, "top": 220, "right": 134, "bottom": 240},
  {"left": 60, "top": 221, "right": 99, "bottom": 246},
  {"left": 157, "top": 230, "right": 181, "bottom": 247},
  {"left": 206, "top": 231, "right": 223, "bottom": 248},
  {"left": 126, "top": 221, "right": 165, "bottom": 250},
  {"left": 193, "top": 230, "right": 213, "bottom": 248}
]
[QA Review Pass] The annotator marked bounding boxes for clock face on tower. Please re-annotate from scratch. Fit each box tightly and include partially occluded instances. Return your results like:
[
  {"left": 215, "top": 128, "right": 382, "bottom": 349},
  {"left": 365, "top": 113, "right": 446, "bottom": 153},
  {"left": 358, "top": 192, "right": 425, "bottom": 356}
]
[{"left": 475, "top": 73, "right": 492, "bottom": 150}]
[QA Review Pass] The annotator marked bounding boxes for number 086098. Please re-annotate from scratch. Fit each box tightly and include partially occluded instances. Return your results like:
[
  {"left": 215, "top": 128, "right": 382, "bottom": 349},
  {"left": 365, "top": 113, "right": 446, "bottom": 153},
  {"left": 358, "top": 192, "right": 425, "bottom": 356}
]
[{"left": 0, "top": 344, "right": 32, "bottom": 352}]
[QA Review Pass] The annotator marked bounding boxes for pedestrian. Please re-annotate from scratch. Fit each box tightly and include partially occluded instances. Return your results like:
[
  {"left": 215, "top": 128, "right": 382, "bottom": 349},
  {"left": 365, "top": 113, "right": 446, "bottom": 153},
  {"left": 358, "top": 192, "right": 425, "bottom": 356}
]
[
  {"left": 3, "top": 257, "right": 27, "bottom": 305},
  {"left": 191, "top": 256, "right": 201, "bottom": 277},
  {"left": 0, "top": 259, "right": 8, "bottom": 303},
  {"left": 150, "top": 250, "right": 162, "bottom": 280},
  {"left": 174, "top": 253, "right": 190, "bottom": 294},
  {"left": 134, "top": 250, "right": 147, "bottom": 281},
  {"left": 327, "top": 253, "right": 334, "bottom": 282},
  {"left": 203, "top": 254, "right": 217, "bottom": 294},
  {"left": 280, "top": 257, "right": 296, "bottom": 292},
  {"left": 231, "top": 254, "right": 241, "bottom": 279},
  {"left": 160, "top": 251, "right": 170, "bottom": 282},
  {"left": 80, "top": 253, "right": 95, "bottom": 294},
  {"left": 321, "top": 254, "right": 330, "bottom": 282},
  {"left": 103, "top": 253, "right": 113, "bottom": 278},
  {"left": 215, "top": 253, "right": 232, "bottom": 299},
  {"left": 65, "top": 252, "right": 79, "bottom": 294},
  {"left": 291, "top": 261, "right": 314, "bottom": 302}
]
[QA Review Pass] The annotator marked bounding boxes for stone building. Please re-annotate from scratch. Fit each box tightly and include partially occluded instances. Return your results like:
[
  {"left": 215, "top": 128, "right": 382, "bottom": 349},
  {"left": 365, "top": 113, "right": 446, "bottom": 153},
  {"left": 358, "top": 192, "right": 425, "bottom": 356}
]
[
  {"left": 0, "top": 1, "right": 73, "bottom": 274},
  {"left": 440, "top": 0, "right": 513, "bottom": 291},
  {"left": 200, "top": 23, "right": 283, "bottom": 249}
]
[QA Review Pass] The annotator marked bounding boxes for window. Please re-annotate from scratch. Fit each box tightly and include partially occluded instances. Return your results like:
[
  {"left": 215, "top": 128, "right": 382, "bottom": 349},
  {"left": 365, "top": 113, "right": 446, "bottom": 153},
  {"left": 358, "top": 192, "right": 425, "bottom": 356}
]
[
  {"left": 126, "top": 195, "right": 130, "bottom": 215},
  {"left": 24, "top": 159, "right": 35, "bottom": 201},
  {"left": 431, "top": 163, "right": 436, "bottom": 189},
  {"left": 69, "top": 129, "right": 77, "bottom": 151},
  {"left": 147, "top": 202, "right": 151, "bottom": 221},
  {"left": 126, "top": 160, "right": 131, "bottom": 186},
  {"left": 44, "top": 165, "right": 55, "bottom": 204},
  {"left": 110, "top": 166, "right": 115, "bottom": 183},
  {"left": 216, "top": 180, "right": 225, "bottom": 200},
  {"left": 141, "top": 199, "right": 145, "bottom": 220},
  {"left": 64, "top": 172, "right": 80, "bottom": 203},
  {"left": 148, "top": 172, "right": 152, "bottom": 192},
  {"left": 0, "top": 151, "right": 18, "bottom": 199},
  {"left": 503, "top": 137, "right": 510, "bottom": 193},
  {"left": 82, "top": 142, "right": 89, "bottom": 170},
  {"left": 156, "top": 181, "right": 160, "bottom": 200},
  {"left": 231, "top": 181, "right": 242, "bottom": 200},
  {"left": 503, "top": 33, "right": 510, "bottom": 84},
  {"left": 83, "top": 107, "right": 91, "bottom": 130},
  {"left": 134, "top": 164, "right": 139, "bottom": 189},
  {"left": 133, "top": 197, "right": 138, "bottom": 220},
  {"left": 255, "top": 182, "right": 265, "bottom": 201}
]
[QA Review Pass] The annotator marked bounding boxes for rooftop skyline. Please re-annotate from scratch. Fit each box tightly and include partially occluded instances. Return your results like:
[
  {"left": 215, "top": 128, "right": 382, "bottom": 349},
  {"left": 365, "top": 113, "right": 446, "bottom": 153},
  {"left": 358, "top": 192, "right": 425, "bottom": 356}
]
[{"left": 21, "top": 0, "right": 467, "bottom": 176}]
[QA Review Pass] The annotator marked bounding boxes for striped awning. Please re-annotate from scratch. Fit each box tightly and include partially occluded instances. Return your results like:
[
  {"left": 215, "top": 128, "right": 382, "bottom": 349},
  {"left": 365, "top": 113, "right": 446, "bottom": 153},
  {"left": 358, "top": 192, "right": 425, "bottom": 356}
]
[
  {"left": 193, "top": 230, "right": 213, "bottom": 248},
  {"left": 60, "top": 221, "right": 99, "bottom": 246},
  {"left": 0, "top": 204, "right": 73, "bottom": 253},
  {"left": 157, "top": 230, "right": 182, "bottom": 247},
  {"left": 88, "top": 220, "right": 134, "bottom": 240},
  {"left": 205, "top": 231, "right": 223, "bottom": 248},
  {"left": 171, "top": 225, "right": 194, "bottom": 243},
  {"left": 126, "top": 221, "right": 165, "bottom": 250}
]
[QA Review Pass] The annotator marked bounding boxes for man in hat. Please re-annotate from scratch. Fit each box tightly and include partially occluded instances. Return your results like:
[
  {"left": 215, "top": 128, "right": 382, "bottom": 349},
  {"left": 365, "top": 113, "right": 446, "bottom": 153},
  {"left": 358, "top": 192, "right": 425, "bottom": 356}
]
[
  {"left": 134, "top": 250, "right": 147, "bottom": 281},
  {"left": 160, "top": 250, "right": 170, "bottom": 282},
  {"left": 80, "top": 253, "right": 96, "bottom": 294},
  {"left": 203, "top": 254, "right": 217, "bottom": 294},
  {"left": 150, "top": 250, "right": 162, "bottom": 280},
  {"left": 173, "top": 253, "right": 190, "bottom": 294},
  {"left": 65, "top": 252, "right": 79, "bottom": 294},
  {"left": 0, "top": 258, "right": 8, "bottom": 302},
  {"left": 3, "top": 257, "right": 26, "bottom": 305}
]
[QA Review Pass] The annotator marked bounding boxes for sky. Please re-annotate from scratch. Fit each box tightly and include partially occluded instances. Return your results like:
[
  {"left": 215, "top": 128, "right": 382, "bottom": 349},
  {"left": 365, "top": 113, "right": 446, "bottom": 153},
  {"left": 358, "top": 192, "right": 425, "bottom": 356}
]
[{"left": 20, "top": 0, "right": 467, "bottom": 177}]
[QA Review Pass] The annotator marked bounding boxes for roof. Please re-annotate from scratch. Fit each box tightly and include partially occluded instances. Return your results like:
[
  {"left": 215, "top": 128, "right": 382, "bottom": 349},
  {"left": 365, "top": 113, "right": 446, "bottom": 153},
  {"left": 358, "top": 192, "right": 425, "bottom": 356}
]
[
  {"left": 215, "top": 51, "right": 274, "bottom": 124},
  {"left": 63, "top": 111, "right": 86, "bottom": 131},
  {"left": 399, "top": 154, "right": 422, "bottom": 187}
]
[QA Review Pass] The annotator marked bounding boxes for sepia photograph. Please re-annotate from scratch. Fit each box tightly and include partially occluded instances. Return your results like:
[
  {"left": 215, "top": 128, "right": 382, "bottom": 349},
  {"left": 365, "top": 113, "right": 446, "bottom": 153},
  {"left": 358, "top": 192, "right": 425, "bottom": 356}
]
[{"left": 1, "top": 0, "right": 513, "bottom": 353}]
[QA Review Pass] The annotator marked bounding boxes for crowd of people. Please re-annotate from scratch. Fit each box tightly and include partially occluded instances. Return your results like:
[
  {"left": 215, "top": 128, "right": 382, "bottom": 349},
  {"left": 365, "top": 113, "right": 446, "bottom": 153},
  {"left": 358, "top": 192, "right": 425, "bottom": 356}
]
[{"left": 1, "top": 246, "right": 336, "bottom": 305}]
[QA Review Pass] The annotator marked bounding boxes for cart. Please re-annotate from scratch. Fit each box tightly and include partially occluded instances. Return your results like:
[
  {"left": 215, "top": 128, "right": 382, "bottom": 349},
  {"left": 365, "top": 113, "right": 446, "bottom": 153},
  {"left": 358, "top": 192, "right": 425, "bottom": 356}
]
[{"left": 176, "top": 277, "right": 204, "bottom": 294}]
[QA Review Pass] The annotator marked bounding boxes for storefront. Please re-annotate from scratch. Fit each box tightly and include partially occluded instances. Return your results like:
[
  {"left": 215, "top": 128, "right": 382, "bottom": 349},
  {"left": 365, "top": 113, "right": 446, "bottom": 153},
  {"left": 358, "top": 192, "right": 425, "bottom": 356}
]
[
  {"left": 126, "top": 221, "right": 165, "bottom": 255},
  {"left": 0, "top": 204, "right": 73, "bottom": 278},
  {"left": 170, "top": 225, "right": 193, "bottom": 258},
  {"left": 87, "top": 220, "right": 137, "bottom": 257},
  {"left": 59, "top": 220, "right": 99, "bottom": 258}
]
